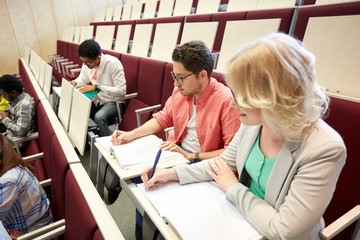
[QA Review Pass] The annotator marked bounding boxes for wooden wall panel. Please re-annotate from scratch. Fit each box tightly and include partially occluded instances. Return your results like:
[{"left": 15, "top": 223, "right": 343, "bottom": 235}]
[
  {"left": 52, "top": 0, "right": 76, "bottom": 41},
  {"left": 30, "top": 0, "right": 58, "bottom": 61},
  {"left": 72, "top": 0, "right": 93, "bottom": 26},
  {"left": 0, "top": 0, "right": 20, "bottom": 75}
]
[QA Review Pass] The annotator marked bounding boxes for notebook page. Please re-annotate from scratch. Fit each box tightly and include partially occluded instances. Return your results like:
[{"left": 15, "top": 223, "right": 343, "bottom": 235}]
[{"left": 138, "top": 181, "right": 260, "bottom": 240}]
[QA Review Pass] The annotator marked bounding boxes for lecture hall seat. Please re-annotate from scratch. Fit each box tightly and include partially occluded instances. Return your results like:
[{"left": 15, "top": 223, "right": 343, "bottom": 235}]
[{"left": 322, "top": 97, "right": 360, "bottom": 240}]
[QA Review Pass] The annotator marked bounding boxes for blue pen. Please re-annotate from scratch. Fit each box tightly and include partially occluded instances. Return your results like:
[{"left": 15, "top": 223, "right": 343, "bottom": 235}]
[{"left": 149, "top": 149, "right": 162, "bottom": 180}]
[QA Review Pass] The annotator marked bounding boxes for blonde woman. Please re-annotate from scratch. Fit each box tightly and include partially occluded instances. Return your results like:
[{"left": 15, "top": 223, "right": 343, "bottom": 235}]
[{"left": 141, "top": 33, "right": 346, "bottom": 240}]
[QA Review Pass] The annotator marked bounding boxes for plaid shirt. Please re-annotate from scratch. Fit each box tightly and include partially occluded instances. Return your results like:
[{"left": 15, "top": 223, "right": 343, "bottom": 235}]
[
  {"left": 2, "top": 92, "right": 35, "bottom": 145},
  {"left": 0, "top": 167, "right": 52, "bottom": 233}
]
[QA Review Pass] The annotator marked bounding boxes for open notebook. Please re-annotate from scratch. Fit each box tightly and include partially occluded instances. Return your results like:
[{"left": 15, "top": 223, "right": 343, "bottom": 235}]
[
  {"left": 138, "top": 181, "right": 261, "bottom": 240},
  {"left": 95, "top": 135, "right": 181, "bottom": 169}
]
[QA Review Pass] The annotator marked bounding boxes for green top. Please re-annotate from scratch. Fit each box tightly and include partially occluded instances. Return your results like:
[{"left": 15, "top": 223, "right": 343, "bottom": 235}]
[{"left": 245, "top": 133, "right": 277, "bottom": 200}]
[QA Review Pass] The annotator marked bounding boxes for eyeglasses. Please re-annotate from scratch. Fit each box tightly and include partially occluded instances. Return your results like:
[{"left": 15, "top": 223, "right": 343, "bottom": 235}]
[
  {"left": 83, "top": 58, "right": 96, "bottom": 66},
  {"left": 231, "top": 89, "right": 248, "bottom": 106},
  {"left": 170, "top": 71, "right": 196, "bottom": 84}
]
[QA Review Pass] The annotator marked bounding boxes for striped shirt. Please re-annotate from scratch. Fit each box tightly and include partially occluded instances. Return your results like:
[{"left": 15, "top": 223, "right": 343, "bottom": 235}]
[
  {"left": 0, "top": 167, "right": 52, "bottom": 233},
  {"left": 2, "top": 92, "right": 35, "bottom": 145}
]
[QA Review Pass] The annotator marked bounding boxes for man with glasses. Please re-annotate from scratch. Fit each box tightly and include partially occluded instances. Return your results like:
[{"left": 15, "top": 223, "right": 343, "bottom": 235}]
[
  {"left": 70, "top": 39, "right": 126, "bottom": 136},
  {"left": 112, "top": 40, "right": 240, "bottom": 162}
]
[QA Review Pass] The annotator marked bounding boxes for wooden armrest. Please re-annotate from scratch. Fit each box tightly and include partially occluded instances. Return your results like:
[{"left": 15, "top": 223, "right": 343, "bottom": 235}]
[
  {"left": 17, "top": 219, "right": 65, "bottom": 240},
  {"left": 12, "top": 132, "right": 39, "bottom": 143},
  {"left": 118, "top": 92, "right": 138, "bottom": 101},
  {"left": 135, "top": 104, "right": 161, "bottom": 127},
  {"left": 23, "top": 152, "right": 44, "bottom": 162},
  {"left": 40, "top": 178, "right": 52, "bottom": 188},
  {"left": 320, "top": 205, "right": 360, "bottom": 240},
  {"left": 70, "top": 68, "right": 81, "bottom": 74}
]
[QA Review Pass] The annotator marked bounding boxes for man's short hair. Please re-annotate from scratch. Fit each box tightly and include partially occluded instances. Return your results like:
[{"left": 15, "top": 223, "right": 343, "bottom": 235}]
[
  {"left": 0, "top": 75, "right": 23, "bottom": 94},
  {"left": 77, "top": 39, "right": 102, "bottom": 59},
  {"left": 172, "top": 40, "right": 214, "bottom": 79}
]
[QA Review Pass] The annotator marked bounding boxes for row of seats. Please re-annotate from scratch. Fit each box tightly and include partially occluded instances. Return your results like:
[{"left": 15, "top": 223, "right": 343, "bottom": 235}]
[
  {"left": 16, "top": 58, "right": 124, "bottom": 240},
  {"left": 52, "top": 40, "right": 360, "bottom": 239},
  {"left": 93, "top": 0, "right": 319, "bottom": 22},
  {"left": 49, "top": 2, "right": 360, "bottom": 239}
]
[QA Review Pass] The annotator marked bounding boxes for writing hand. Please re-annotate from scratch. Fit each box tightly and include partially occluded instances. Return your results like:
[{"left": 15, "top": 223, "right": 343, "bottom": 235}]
[
  {"left": 69, "top": 80, "right": 77, "bottom": 86},
  {"left": 206, "top": 157, "right": 238, "bottom": 192},
  {"left": 111, "top": 130, "right": 134, "bottom": 145},
  {"left": 79, "top": 84, "right": 95, "bottom": 93},
  {"left": 141, "top": 167, "right": 178, "bottom": 188}
]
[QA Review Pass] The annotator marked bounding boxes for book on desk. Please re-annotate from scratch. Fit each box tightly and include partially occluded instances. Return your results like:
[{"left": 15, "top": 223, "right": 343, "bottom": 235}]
[
  {"left": 95, "top": 135, "right": 182, "bottom": 169},
  {"left": 138, "top": 181, "right": 261, "bottom": 240}
]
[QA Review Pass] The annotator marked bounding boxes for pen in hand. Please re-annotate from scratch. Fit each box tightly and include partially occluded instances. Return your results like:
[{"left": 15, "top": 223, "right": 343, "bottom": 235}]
[{"left": 146, "top": 149, "right": 162, "bottom": 191}]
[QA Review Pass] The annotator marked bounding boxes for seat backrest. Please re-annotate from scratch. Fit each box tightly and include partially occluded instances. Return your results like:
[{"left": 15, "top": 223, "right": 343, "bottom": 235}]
[
  {"left": 137, "top": 58, "right": 166, "bottom": 106},
  {"left": 50, "top": 134, "right": 69, "bottom": 221},
  {"left": 161, "top": 62, "right": 175, "bottom": 109},
  {"left": 121, "top": 54, "right": 140, "bottom": 94},
  {"left": 120, "top": 98, "right": 151, "bottom": 131},
  {"left": 64, "top": 168, "right": 98, "bottom": 240},
  {"left": 324, "top": 97, "right": 360, "bottom": 239},
  {"left": 38, "top": 105, "right": 55, "bottom": 178}
]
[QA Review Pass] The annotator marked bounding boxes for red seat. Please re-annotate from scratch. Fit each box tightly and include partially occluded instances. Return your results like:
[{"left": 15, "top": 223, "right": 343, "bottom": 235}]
[
  {"left": 323, "top": 97, "right": 360, "bottom": 239},
  {"left": 64, "top": 169, "right": 98, "bottom": 240}
]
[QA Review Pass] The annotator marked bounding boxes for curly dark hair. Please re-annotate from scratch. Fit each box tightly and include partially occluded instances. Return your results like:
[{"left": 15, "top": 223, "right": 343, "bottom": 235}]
[
  {"left": 77, "top": 39, "right": 102, "bottom": 59},
  {"left": 0, "top": 74, "right": 23, "bottom": 94}
]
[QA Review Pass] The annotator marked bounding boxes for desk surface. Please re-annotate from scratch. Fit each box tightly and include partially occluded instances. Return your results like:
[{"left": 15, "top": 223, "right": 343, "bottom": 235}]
[{"left": 94, "top": 142, "right": 264, "bottom": 240}]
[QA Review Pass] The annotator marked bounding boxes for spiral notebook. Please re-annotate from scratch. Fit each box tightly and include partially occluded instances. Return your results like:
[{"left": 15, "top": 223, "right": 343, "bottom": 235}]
[{"left": 95, "top": 135, "right": 181, "bottom": 169}]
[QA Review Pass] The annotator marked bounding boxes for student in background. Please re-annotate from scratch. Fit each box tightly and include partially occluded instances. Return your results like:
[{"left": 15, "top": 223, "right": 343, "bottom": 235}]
[
  {"left": 70, "top": 39, "right": 127, "bottom": 137},
  {"left": 0, "top": 134, "right": 52, "bottom": 235},
  {"left": 112, "top": 40, "right": 240, "bottom": 162},
  {"left": 142, "top": 33, "right": 346, "bottom": 240},
  {"left": 0, "top": 75, "right": 35, "bottom": 151}
]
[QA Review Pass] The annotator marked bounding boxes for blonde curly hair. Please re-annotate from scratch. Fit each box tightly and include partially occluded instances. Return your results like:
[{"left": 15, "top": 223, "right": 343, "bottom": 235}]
[{"left": 226, "top": 33, "right": 329, "bottom": 141}]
